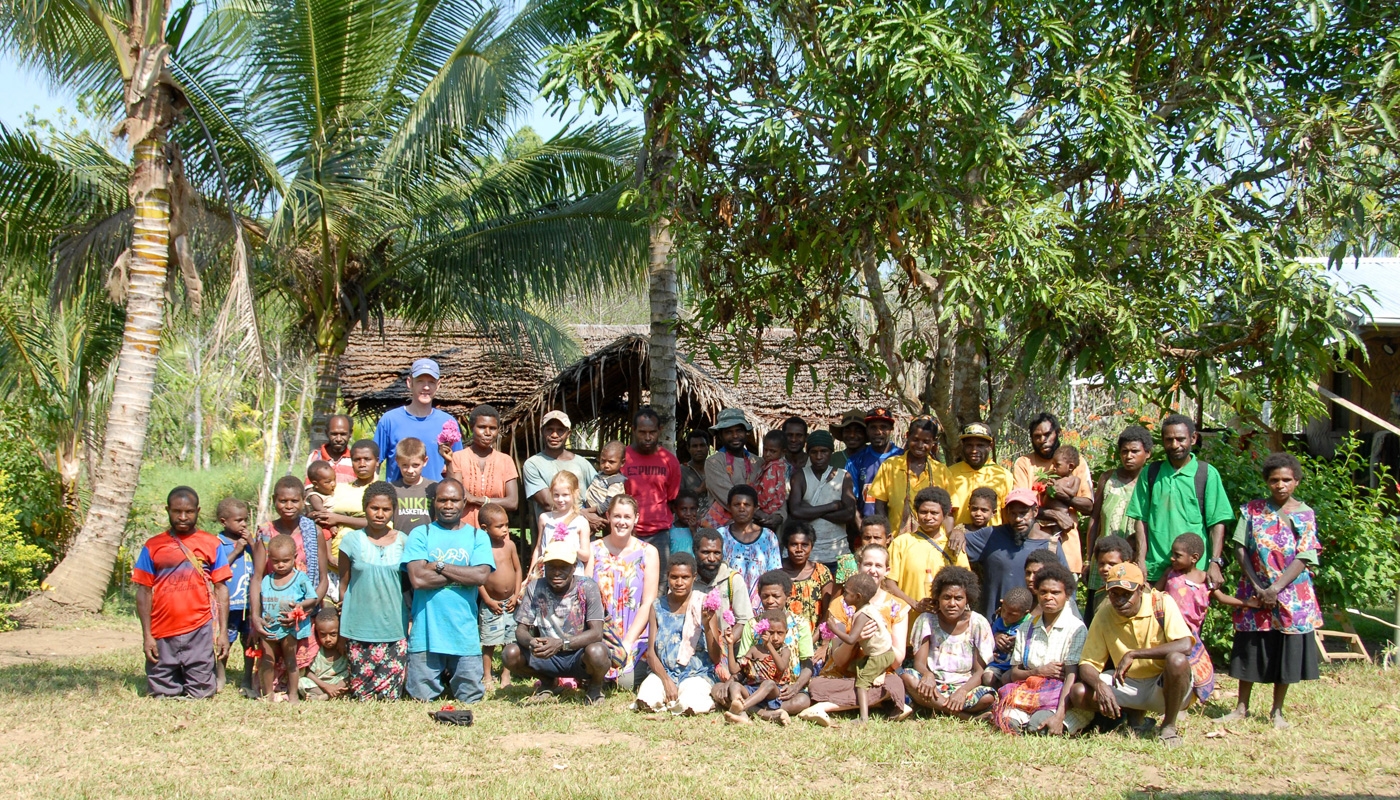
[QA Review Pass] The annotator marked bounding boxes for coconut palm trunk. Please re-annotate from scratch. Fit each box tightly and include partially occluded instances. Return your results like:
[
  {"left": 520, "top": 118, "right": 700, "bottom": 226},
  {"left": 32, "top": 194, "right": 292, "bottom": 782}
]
[
  {"left": 18, "top": 0, "right": 179, "bottom": 619},
  {"left": 647, "top": 216, "right": 679, "bottom": 449}
]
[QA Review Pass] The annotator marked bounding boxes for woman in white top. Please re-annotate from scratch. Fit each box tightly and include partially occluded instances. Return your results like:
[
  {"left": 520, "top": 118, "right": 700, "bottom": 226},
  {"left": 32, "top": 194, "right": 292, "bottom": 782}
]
[{"left": 991, "top": 562, "right": 1088, "bottom": 735}]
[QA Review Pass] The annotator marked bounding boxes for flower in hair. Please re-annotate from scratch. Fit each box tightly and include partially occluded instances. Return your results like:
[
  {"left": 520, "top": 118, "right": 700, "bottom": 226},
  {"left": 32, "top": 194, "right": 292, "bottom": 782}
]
[{"left": 438, "top": 420, "right": 462, "bottom": 446}]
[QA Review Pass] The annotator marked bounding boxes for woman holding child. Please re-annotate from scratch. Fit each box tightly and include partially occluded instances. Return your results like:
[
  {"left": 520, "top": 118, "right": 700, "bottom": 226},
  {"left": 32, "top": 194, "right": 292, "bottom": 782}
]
[
  {"left": 804, "top": 543, "right": 910, "bottom": 722},
  {"left": 591, "top": 495, "right": 660, "bottom": 688},
  {"left": 337, "top": 481, "right": 410, "bottom": 700}
]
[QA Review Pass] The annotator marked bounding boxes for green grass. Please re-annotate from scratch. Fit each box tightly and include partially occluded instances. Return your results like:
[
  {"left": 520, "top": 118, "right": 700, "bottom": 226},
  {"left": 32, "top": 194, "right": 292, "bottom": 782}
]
[{"left": 0, "top": 623, "right": 1397, "bottom": 800}]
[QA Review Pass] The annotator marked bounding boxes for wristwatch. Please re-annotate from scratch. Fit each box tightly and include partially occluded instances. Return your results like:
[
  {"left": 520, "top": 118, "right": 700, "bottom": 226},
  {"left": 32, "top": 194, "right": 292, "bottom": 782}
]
[
  {"left": 1208, "top": 557, "right": 1226, "bottom": 567},
  {"left": 434, "top": 561, "right": 446, "bottom": 574}
]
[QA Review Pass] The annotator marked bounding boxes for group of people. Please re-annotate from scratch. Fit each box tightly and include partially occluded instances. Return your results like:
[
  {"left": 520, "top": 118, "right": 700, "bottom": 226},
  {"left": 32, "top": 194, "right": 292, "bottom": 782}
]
[{"left": 133, "top": 358, "right": 1326, "bottom": 745}]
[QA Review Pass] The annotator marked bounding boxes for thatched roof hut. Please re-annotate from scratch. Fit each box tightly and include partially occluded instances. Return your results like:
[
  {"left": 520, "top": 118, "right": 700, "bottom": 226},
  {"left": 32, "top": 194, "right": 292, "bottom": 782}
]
[
  {"left": 500, "top": 327, "right": 893, "bottom": 455},
  {"left": 337, "top": 319, "right": 559, "bottom": 420}
]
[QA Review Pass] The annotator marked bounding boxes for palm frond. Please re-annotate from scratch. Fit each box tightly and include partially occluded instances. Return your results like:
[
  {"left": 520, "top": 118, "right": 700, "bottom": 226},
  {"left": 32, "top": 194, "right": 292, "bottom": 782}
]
[{"left": 0, "top": 0, "right": 127, "bottom": 111}]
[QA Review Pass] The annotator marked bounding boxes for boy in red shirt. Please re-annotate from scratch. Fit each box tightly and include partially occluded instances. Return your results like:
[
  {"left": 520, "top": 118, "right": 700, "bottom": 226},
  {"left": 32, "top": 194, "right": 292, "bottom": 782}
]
[{"left": 132, "top": 486, "right": 232, "bottom": 698}]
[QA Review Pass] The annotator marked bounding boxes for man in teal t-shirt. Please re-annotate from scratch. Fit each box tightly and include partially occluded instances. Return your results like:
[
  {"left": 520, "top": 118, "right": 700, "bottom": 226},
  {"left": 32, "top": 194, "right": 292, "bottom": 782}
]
[
  {"left": 1125, "top": 415, "right": 1233, "bottom": 585},
  {"left": 401, "top": 479, "right": 495, "bottom": 703}
]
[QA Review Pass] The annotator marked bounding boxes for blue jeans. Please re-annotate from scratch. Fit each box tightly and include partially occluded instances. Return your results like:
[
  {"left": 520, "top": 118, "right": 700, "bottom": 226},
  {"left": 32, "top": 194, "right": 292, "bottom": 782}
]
[{"left": 405, "top": 651, "right": 485, "bottom": 703}]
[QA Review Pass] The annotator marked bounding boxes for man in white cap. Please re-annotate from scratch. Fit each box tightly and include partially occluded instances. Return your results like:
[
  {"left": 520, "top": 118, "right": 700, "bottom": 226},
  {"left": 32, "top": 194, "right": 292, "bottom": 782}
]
[
  {"left": 521, "top": 411, "right": 598, "bottom": 525},
  {"left": 374, "top": 357, "right": 462, "bottom": 482}
]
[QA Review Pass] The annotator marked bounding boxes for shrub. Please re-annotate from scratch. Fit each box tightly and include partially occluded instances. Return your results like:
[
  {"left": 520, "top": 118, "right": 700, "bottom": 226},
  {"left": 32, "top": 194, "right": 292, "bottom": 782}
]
[
  {"left": 0, "top": 470, "right": 52, "bottom": 600},
  {"left": 0, "top": 410, "right": 71, "bottom": 562}
]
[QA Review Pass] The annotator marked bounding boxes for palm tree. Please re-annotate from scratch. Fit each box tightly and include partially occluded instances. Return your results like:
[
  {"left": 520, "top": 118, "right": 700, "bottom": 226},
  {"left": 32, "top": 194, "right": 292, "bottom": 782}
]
[
  {"left": 0, "top": 1, "right": 226, "bottom": 617},
  {"left": 217, "top": 0, "right": 646, "bottom": 438}
]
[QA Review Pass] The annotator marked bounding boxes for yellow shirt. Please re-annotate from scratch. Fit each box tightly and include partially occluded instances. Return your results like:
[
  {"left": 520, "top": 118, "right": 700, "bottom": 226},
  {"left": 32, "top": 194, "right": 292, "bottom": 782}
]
[
  {"left": 1081, "top": 590, "right": 1193, "bottom": 681},
  {"left": 866, "top": 455, "right": 951, "bottom": 535},
  {"left": 888, "top": 529, "right": 970, "bottom": 608},
  {"left": 947, "top": 461, "right": 1014, "bottom": 526}
]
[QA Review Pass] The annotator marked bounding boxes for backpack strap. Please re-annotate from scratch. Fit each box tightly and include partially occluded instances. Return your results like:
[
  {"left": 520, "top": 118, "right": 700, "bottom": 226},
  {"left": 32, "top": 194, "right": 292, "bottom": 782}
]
[{"left": 1193, "top": 457, "right": 1209, "bottom": 526}]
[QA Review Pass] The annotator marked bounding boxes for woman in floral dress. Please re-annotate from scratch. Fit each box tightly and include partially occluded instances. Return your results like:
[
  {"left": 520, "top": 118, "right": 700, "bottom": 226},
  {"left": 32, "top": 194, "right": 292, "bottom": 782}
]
[{"left": 591, "top": 495, "right": 660, "bottom": 687}]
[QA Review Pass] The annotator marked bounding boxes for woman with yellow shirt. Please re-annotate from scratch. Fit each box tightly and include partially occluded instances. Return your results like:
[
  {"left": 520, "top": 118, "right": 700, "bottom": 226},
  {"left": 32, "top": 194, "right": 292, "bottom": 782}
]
[{"left": 889, "top": 487, "right": 970, "bottom": 611}]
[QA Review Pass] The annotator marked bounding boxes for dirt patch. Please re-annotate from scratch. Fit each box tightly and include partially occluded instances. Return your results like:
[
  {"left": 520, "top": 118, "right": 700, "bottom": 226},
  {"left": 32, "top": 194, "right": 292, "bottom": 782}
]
[
  {"left": 498, "top": 727, "right": 643, "bottom": 759},
  {"left": 0, "top": 626, "right": 141, "bottom": 667}
]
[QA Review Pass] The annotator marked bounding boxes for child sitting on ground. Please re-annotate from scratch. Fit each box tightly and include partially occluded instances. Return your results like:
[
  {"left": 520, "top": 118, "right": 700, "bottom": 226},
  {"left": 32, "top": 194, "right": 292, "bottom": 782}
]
[
  {"left": 258, "top": 534, "right": 318, "bottom": 703},
  {"left": 215, "top": 497, "right": 255, "bottom": 697},
  {"left": 583, "top": 441, "right": 628, "bottom": 522},
  {"left": 669, "top": 490, "right": 701, "bottom": 557},
  {"left": 828, "top": 573, "right": 909, "bottom": 722},
  {"left": 1158, "top": 532, "right": 1253, "bottom": 637},
  {"left": 724, "top": 609, "right": 793, "bottom": 724},
  {"left": 299, "top": 608, "right": 349, "bottom": 700},
  {"left": 982, "top": 587, "right": 1034, "bottom": 688},
  {"left": 479, "top": 503, "right": 523, "bottom": 691}
]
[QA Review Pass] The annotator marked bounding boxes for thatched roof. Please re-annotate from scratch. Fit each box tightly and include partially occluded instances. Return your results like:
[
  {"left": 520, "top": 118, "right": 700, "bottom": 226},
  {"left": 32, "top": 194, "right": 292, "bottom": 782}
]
[
  {"left": 500, "top": 333, "right": 738, "bottom": 456},
  {"left": 337, "top": 319, "right": 558, "bottom": 419},
  {"left": 500, "top": 327, "right": 893, "bottom": 454}
]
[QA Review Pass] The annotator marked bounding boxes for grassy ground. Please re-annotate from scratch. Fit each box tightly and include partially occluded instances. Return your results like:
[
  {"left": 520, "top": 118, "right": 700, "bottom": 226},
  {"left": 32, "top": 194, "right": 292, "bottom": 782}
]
[{"left": 0, "top": 618, "right": 1396, "bottom": 800}]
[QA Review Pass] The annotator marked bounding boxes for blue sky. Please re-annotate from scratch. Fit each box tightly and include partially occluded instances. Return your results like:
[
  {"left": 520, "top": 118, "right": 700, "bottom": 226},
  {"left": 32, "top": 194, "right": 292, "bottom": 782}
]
[{"left": 0, "top": 50, "right": 639, "bottom": 140}]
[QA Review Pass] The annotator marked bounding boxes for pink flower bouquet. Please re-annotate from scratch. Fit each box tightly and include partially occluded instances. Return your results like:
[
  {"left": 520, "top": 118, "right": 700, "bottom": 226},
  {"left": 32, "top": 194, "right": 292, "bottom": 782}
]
[{"left": 438, "top": 420, "right": 462, "bottom": 446}]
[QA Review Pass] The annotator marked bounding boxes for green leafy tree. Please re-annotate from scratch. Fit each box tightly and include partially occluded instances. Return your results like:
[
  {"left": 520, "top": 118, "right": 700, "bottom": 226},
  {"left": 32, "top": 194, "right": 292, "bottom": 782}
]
[
  {"left": 570, "top": 0, "right": 1395, "bottom": 451},
  {"left": 0, "top": 0, "right": 243, "bottom": 617}
]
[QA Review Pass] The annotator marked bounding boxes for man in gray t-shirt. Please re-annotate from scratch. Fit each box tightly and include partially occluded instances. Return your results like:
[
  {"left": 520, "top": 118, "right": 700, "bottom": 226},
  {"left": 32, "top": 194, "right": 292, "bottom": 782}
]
[
  {"left": 521, "top": 411, "right": 598, "bottom": 524},
  {"left": 504, "top": 540, "right": 609, "bottom": 702}
]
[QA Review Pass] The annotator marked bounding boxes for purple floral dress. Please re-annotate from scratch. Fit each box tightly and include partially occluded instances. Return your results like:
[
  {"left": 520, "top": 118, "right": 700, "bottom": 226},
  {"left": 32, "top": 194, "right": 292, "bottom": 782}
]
[{"left": 1232, "top": 499, "right": 1323, "bottom": 634}]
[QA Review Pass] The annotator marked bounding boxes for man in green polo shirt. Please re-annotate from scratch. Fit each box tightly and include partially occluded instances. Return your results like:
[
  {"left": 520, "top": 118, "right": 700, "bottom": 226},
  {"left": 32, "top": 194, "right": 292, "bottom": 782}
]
[{"left": 1125, "top": 414, "right": 1233, "bottom": 586}]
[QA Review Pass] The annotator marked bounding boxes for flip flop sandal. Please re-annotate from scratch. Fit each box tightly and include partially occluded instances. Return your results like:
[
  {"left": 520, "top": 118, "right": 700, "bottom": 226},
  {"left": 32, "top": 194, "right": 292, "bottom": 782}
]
[
  {"left": 1157, "top": 730, "right": 1184, "bottom": 749},
  {"left": 583, "top": 685, "right": 605, "bottom": 705},
  {"left": 522, "top": 689, "right": 559, "bottom": 705}
]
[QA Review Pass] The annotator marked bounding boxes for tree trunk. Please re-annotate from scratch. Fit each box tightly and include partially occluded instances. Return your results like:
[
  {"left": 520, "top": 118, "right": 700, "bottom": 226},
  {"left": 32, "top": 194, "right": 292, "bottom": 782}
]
[
  {"left": 191, "top": 334, "right": 203, "bottom": 471},
  {"left": 308, "top": 320, "right": 350, "bottom": 448},
  {"left": 287, "top": 364, "right": 311, "bottom": 476},
  {"left": 256, "top": 372, "right": 284, "bottom": 524},
  {"left": 15, "top": 1, "right": 178, "bottom": 620},
  {"left": 647, "top": 216, "right": 678, "bottom": 449},
  {"left": 19, "top": 137, "right": 174, "bottom": 618}
]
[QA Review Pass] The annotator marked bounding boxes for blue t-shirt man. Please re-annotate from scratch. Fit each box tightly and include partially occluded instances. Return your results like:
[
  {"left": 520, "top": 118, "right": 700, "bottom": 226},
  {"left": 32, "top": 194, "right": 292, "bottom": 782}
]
[
  {"left": 402, "top": 521, "right": 496, "bottom": 656},
  {"left": 373, "top": 358, "right": 462, "bottom": 482}
]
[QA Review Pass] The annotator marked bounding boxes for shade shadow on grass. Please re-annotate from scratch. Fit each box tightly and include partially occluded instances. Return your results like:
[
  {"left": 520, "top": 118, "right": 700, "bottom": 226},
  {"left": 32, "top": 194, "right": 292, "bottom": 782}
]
[{"left": 0, "top": 658, "right": 144, "bottom": 696}]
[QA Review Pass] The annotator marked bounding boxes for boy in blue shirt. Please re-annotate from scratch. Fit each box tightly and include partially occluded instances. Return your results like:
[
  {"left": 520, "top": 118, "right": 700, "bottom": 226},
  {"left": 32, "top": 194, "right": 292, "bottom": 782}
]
[
  {"left": 982, "top": 587, "right": 1034, "bottom": 688},
  {"left": 215, "top": 497, "right": 255, "bottom": 697}
]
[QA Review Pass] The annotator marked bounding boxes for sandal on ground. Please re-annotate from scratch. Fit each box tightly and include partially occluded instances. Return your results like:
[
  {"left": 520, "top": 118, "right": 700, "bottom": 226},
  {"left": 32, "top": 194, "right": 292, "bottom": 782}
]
[
  {"left": 584, "top": 684, "right": 605, "bottom": 705},
  {"left": 521, "top": 688, "right": 559, "bottom": 705},
  {"left": 1157, "top": 729, "right": 1183, "bottom": 749}
]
